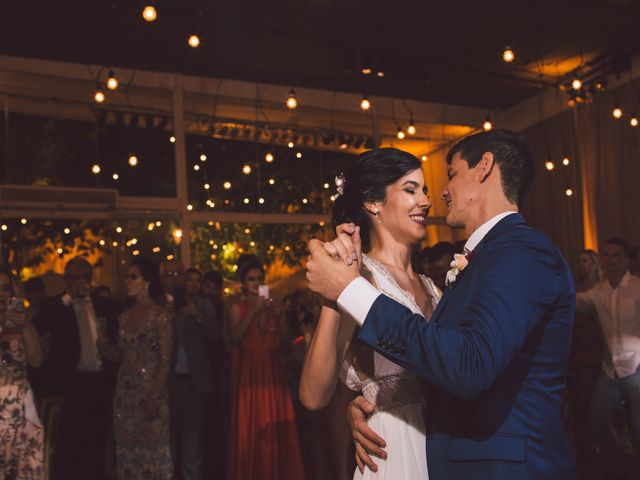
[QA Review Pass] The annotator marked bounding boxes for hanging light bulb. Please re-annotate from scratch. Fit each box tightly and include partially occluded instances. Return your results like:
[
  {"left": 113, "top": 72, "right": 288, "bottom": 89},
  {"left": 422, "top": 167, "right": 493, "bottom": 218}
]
[
  {"left": 483, "top": 116, "right": 493, "bottom": 131},
  {"left": 286, "top": 89, "right": 298, "bottom": 110},
  {"left": 91, "top": 164, "right": 101, "bottom": 174},
  {"left": 562, "top": 157, "right": 570, "bottom": 166},
  {"left": 112, "top": 173, "right": 119, "bottom": 180},
  {"left": 407, "top": 118, "right": 416, "bottom": 135},
  {"left": 94, "top": 86, "right": 105, "bottom": 104},
  {"left": 612, "top": 105, "right": 623, "bottom": 119},
  {"left": 545, "top": 161, "right": 555, "bottom": 171},
  {"left": 265, "top": 152, "right": 274, "bottom": 163},
  {"left": 396, "top": 126, "right": 405, "bottom": 140},
  {"left": 142, "top": 5, "right": 157, "bottom": 22},
  {"left": 565, "top": 188, "right": 573, "bottom": 197},
  {"left": 630, "top": 115, "right": 638, "bottom": 127},
  {"left": 188, "top": 34, "right": 200, "bottom": 48},
  {"left": 242, "top": 164, "right": 252, "bottom": 175},
  {"left": 106, "top": 71, "right": 118, "bottom": 90},
  {"left": 128, "top": 154, "right": 139, "bottom": 167},
  {"left": 360, "top": 96, "right": 371, "bottom": 111},
  {"left": 571, "top": 77, "right": 582, "bottom": 91},
  {"left": 223, "top": 181, "right": 232, "bottom": 189},
  {"left": 502, "top": 46, "right": 515, "bottom": 63}
]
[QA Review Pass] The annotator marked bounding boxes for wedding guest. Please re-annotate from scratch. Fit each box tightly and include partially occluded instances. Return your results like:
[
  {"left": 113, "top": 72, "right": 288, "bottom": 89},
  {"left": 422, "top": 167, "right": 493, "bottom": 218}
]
[
  {"left": 32, "top": 257, "right": 119, "bottom": 480},
  {"left": 104, "top": 256, "right": 173, "bottom": 479},
  {"left": 0, "top": 266, "right": 44, "bottom": 480},
  {"left": 226, "top": 259, "right": 306, "bottom": 480},
  {"left": 576, "top": 239, "right": 640, "bottom": 479},
  {"left": 170, "top": 267, "right": 221, "bottom": 480}
]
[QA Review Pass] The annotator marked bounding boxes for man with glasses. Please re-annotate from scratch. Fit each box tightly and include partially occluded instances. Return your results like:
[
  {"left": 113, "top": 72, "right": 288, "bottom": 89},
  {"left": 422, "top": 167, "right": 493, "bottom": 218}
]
[{"left": 33, "top": 256, "right": 120, "bottom": 480}]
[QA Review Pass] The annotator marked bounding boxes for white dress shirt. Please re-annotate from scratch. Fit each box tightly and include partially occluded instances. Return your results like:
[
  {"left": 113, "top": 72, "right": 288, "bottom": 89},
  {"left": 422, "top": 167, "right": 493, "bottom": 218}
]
[
  {"left": 337, "top": 211, "right": 518, "bottom": 326},
  {"left": 576, "top": 271, "right": 640, "bottom": 378},
  {"left": 72, "top": 297, "right": 103, "bottom": 372}
]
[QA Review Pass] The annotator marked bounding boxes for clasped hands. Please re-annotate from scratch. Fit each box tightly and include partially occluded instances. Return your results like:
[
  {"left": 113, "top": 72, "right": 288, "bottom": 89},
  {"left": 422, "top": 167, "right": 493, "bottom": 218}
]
[{"left": 306, "top": 223, "right": 363, "bottom": 301}]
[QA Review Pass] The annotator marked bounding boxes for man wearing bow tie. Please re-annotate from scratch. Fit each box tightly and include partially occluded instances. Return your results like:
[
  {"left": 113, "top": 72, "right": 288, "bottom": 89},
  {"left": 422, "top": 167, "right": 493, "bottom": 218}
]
[
  {"left": 34, "top": 257, "right": 120, "bottom": 480},
  {"left": 306, "top": 130, "right": 576, "bottom": 479}
]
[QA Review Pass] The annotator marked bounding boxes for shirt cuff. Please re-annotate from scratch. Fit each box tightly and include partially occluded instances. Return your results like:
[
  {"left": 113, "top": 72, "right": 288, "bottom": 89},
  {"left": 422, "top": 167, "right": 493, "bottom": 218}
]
[{"left": 337, "top": 277, "right": 381, "bottom": 327}]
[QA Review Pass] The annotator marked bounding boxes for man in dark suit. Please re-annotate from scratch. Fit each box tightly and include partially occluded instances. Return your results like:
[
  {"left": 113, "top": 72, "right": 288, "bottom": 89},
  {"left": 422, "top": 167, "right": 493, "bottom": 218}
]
[
  {"left": 161, "top": 262, "right": 221, "bottom": 480},
  {"left": 306, "top": 130, "right": 576, "bottom": 479},
  {"left": 34, "top": 257, "right": 120, "bottom": 480}
]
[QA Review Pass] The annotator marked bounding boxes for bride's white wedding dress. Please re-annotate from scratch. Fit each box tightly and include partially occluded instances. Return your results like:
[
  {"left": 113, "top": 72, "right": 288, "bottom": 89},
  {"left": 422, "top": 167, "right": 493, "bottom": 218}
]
[{"left": 341, "top": 255, "right": 441, "bottom": 480}]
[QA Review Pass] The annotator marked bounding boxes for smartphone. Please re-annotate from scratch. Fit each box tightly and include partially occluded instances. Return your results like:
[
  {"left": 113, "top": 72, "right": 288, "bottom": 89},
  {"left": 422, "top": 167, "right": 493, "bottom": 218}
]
[{"left": 258, "top": 285, "right": 269, "bottom": 300}]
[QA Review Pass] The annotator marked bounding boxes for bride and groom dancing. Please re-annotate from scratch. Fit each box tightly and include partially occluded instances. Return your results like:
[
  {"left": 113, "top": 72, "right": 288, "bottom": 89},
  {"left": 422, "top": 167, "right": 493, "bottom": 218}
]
[{"left": 302, "top": 129, "right": 576, "bottom": 479}]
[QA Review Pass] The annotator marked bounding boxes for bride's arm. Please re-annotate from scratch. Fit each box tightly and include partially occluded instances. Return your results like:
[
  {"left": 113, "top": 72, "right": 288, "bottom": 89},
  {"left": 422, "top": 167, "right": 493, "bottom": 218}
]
[{"left": 299, "top": 301, "right": 357, "bottom": 411}]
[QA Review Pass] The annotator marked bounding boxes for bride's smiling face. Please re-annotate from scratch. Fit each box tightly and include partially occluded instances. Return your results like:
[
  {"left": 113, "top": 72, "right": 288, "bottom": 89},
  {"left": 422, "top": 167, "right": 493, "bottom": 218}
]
[{"left": 369, "top": 168, "right": 431, "bottom": 245}]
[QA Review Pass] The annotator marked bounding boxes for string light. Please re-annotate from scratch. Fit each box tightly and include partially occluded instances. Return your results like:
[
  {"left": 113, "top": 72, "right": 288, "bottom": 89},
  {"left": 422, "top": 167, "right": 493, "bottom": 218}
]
[
  {"left": 268, "top": 178, "right": 275, "bottom": 185},
  {"left": 167, "top": 254, "right": 174, "bottom": 260},
  {"left": 360, "top": 96, "right": 371, "bottom": 111},
  {"left": 112, "top": 173, "right": 119, "bottom": 180},
  {"left": 545, "top": 161, "right": 555, "bottom": 171},
  {"left": 173, "top": 229, "right": 183, "bottom": 239},
  {"left": 193, "top": 164, "right": 200, "bottom": 171},
  {"left": 64, "top": 227, "right": 71, "bottom": 234},
  {"left": 265, "top": 152, "right": 274, "bottom": 163},
  {"left": 396, "top": 126, "right": 405, "bottom": 140},
  {"left": 243, "top": 198, "right": 250, "bottom": 204},
  {"left": 612, "top": 105, "right": 623, "bottom": 119},
  {"left": 91, "top": 164, "right": 101, "bottom": 174},
  {"left": 565, "top": 188, "right": 573, "bottom": 197},
  {"left": 302, "top": 198, "right": 308, "bottom": 204},
  {"left": 244, "top": 228, "right": 251, "bottom": 234},
  {"left": 204, "top": 183, "right": 210, "bottom": 190},
  {"left": 483, "top": 117, "right": 493, "bottom": 131},
  {"left": 323, "top": 182, "right": 330, "bottom": 189},
  {"left": 188, "top": 34, "right": 201, "bottom": 48},
  {"left": 502, "top": 46, "right": 515, "bottom": 63},
  {"left": 57, "top": 248, "right": 63, "bottom": 254},
  {"left": 128, "top": 155, "right": 138, "bottom": 167},
  {"left": 407, "top": 118, "right": 416, "bottom": 135},
  {"left": 142, "top": 5, "right": 157, "bottom": 22},
  {"left": 153, "top": 247, "right": 161, "bottom": 253},
  {"left": 421, "top": 155, "right": 428, "bottom": 162},
  {"left": 258, "top": 197, "right": 265, "bottom": 204},
  {"left": 200, "top": 154, "right": 207, "bottom": 161},
  {"left": 94, "top": 87, "right": 105, "bottom": 104},
  {"left": 20, "top": 218, "right": 27, "bottom": 225},
  {"left": 155, "top": 221, "right": 161, "bottom": 226},
  {"left": 287, "top": 141, "right": 294, "bottom": 149},
  {"left": 296, "top": 152, "right": 302, "bottom": 159},
  {"left": 99, "top": 239, "right": 106, "bottom": 246},
  {"left": 187, "top": 204, "right": 193, "bottom": 211},
  {"left": 630, "top": 115, "right": 639, "bottom": 127},
  {"left": 116, "top": 226, "right": 123, "bottom": 233},
  {"left": 170, "top": 136, "right": 176, "bottom": 143},
  {"left": 571, "top": 78, "right": 582, "bottom": 90},
  {"left": 562, "top": 158, "right": 570, "bottom": 166},
  {"left": 242, "top": 164, "right": 252, "bottom": 175},
  {"left": 0, "top": 225, "right": 6, "bottom": 231},
  {"left": 286, "top": 89, "right": 298, "bottom": 110},
  {"left": 147, "top": 223, "right": 155, "bottom": 231},
  {"left": 106, "top": 71, "right": 118, "bottom": 90},
  {"left": 112, "top": 241, "right": 118, "bottom": 247},
  {"left": 223, "top": 181, "right": 232, "bottom": 189}
]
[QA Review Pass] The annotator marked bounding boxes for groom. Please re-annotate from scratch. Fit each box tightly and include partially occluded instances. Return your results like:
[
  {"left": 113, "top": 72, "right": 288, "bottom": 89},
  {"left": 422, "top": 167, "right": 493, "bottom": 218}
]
[{"left": 306, "top": 129, "right": 576, "bottom": 479}]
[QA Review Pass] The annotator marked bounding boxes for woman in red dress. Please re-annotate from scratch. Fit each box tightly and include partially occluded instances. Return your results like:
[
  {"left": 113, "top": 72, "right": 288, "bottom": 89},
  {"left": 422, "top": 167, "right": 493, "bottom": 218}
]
[{"left": 226, "top": 259, "right": 306, "bottom": 480}]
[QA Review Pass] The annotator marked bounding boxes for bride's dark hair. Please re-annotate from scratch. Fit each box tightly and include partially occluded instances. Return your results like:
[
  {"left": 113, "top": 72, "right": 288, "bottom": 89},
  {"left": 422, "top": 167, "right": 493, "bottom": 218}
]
[{"left": 332, "top": 148, "right": 422, "bottom": 252}]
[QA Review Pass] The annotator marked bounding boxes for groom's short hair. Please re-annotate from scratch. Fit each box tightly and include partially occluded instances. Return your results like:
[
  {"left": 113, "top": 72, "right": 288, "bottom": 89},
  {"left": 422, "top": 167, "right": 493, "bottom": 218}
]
[{"left": 447, "top": 129, "right": 535, "bottom": 205}]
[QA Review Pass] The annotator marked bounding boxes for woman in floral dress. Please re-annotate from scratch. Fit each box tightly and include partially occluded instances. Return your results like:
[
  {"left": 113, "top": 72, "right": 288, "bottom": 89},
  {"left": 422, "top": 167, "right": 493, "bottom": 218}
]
[
  {"left": 102, "top": 257, "right": 173, "bottom": 479},
  {"left": 0, "top": 266, "right": 44, "bottom": 480}
]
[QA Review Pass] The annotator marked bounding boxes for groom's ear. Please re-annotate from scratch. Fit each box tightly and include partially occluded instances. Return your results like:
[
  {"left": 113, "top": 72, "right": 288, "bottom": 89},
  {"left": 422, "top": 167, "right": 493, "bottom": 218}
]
[{"left": 477, "top": 152, "right": 496, "bottom": 183}]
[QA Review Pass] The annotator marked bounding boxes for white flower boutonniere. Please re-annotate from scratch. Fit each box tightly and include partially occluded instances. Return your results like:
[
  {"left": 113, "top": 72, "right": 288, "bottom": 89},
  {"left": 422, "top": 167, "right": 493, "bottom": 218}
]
[{"left": 445, "top": 253, "right": 469, "bottom": 288}]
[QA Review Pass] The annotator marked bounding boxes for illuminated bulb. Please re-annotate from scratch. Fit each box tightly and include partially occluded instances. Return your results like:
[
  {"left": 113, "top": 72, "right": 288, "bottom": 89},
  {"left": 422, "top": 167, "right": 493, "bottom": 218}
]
[
  {"left": 20, "top": 218, "right": 27, "bottom": 224},
  {"left": 265, "top": 152, "right": 274, "bottom": 163},
  {"left": 167, "top": 254, "right": 174, "bottom": 260},
  {"left": 174, "top": 229, "right": 183, "bottom": 239},
  {"left": 545, "top": 161, "right": 555, "bottom": 171},
  {"left": 250, "top": 241, "right": 256, "bottom": 247},
  {"left": 407, "top": 119, "right": 416, "bottom": 135},
  {"left": 502, "top": 47, "right": 515, "bottom": 63},
  {"left": 330, "top": 195, "right": 336, "bottom": 202},
  {"left": 285, "top": 246, "right": 291, "bottom": 251},
  {"left": 0, "top": 225, "right": 6, "bottom": 231},
  {"left": 258, "top": 197, "right": 265, "bottom": 204},
  {"left": 483, "top": 118, "right": 493, "bottom": 131},
  {"left": 269, "top": 245, "right": 275, "bottom": 251},
  {"left": 630, "top": 116, "right": 639, "bottom": 127},
  {"left": 571, "top": 78, "right": 582, "bottom": 90},
  {"left": 116, "top": 227, "right": 123, "bottom": 233},
  {"left": 153, "top": 247, "right": 160, "bottom": 253},
  {"left": 323, "top": 182, "right": 330, "bottom": 189},
  {"left": 302, "top": 198, "right": 308, "bottom": 204},
  {"left": 64, "top": 228, "right": 71, "bottom": 234},
  {"left": 106, "top": 71, "right": 118, "bottom": 90},
  {"left": 242, "top": 164, "right": 252, "bottom": 175},
  {"left": 187, "top": 204, "right": 193, "bottom": 211},
  {"left": 57, "top": 248, "right": 63, "bottom": 254},
  {"left": 287, "top": 141, "right": 294, "bottom": 148},
  {"left": 243, "top": 198, "right": 250, "bottom": 204},
  {"left": 396, "top": 127, "right": 405, "bottom": 140},
  {"left": 565, "top": 188, "right": 573, "bottom": 197},
  {"left": 562, "top": 158, "right": 570, "bottom": 166},
  {"left": 112, "top": 173, "right": 119, "bottom": 180},
  {"left": 188, "top": 34, "right": 200, "bottom": 48},
  {"left": 200, "top": 154, "right": 207, "bottom": 161},
  {"left": 142, "top": 5, "right": 157, "bottom": 22},
  {"left": 147, "top": 223, "right": 154, "bottom": 231},
  {"left": 268, "top": 178, "right": 275, "bottom": 185},
  {"left": 128, "top": 155, "right": 138, "bottom": 167},
  {"left": 376, "top": 71, "right": 385, "bottom": 77},
  {"left": 286, "top": 89, "right": 298, "bottom": 109},
  {"left": 132, "top": 250, "right": 140, "bottom": 256},
  {"left": 612, "top": 106, "right": 623, "bottom": 119},
  {"left": 204, "top": 183, "right": 210, "bottom": 190},
  {"left": 361, "top": 67, "right": 372, "bottom": 75},
  {"left": 155, "top": 221, "right": 161, "bottom": 226},
  {"left": 223, "top": 181, "right": 232, "bottom": 189},
  {"left": 296, "top": 152, "right": 302, "bottom": 159},
  {"left": 421, "top": 155, "right": 428, "bottom": 162},
  {"left": 193, "top": 164, "right": 200, "bottom": 171},
  {"left": 244, "top": 228, "right": 251, "bottom": 234},
  {"left": 360, "top": 96, "right": 371, "bottom": 111},
  {"left": 112, "top": 241, "right": 118, "bottom": 247},
  {"left": 170, "top": 136, "right": 176, "bottom": 143},
  {"left": 99, "top": 239, "right": 106, "bottom": 246},
  {"left": 91, "top": 164, "right": 101, "bottom": 174},
  {"left": 94, "top": 88, "right": 105, "bottom": 103}
]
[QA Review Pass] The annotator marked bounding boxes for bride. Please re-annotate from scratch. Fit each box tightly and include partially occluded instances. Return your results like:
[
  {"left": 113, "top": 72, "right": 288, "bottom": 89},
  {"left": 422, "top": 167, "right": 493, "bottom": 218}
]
[{"left": 299, "top": 147, "right": 440, "bottom": 479}]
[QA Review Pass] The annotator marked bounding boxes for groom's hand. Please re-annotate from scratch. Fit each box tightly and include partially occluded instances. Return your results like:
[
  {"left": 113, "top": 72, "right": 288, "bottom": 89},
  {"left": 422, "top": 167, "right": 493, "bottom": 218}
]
[
  {"left": 323, "top": 223, "right": 362, "bottom": 266},
  {"left": 348, "top": 395, "right": 387, "bottom": 473},
  {"left": 306, "top": 239, "right": 359, "bottom": 301}
]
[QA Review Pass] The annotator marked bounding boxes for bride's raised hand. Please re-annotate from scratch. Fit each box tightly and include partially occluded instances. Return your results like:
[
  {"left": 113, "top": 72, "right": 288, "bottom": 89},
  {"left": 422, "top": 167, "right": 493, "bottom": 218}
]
[{"left": 323, "top": 223, "right": 362, "bottom": 266}]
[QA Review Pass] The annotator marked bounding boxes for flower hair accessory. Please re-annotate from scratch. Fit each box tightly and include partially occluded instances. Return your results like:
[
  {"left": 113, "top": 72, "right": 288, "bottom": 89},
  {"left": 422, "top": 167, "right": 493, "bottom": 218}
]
[
  {"left": 334, "top": 174, "right": 345, "bottom": 196},
  {"left": 445, "top": 253, "right": 469, "bottom": 288}
]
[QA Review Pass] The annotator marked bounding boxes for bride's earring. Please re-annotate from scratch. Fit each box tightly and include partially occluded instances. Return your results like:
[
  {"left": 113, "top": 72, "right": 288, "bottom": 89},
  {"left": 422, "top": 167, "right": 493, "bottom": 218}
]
[{"left": 374, "top": 208, "right": 382, "bottom": 224}]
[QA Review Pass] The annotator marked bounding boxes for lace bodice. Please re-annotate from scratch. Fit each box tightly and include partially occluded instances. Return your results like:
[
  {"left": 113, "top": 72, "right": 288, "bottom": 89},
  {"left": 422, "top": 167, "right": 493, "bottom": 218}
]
[{"left": 341, "top": 255, "right": 441, "bottom": 410}]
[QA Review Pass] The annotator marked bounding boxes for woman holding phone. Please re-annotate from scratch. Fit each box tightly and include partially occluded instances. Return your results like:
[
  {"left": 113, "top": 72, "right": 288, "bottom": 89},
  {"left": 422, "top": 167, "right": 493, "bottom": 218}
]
[
  {"left": 0, "top": 266, "right": 44, "bottom": 480},
  {"left": 226, "top": 259, "right": 306, "bottom": 480}
]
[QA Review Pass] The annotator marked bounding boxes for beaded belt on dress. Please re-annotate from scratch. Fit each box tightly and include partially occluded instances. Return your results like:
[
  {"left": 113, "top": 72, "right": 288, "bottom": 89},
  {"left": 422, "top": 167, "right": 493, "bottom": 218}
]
[{"left": 361, "top": 372, "right": 425, "bottom": 413}]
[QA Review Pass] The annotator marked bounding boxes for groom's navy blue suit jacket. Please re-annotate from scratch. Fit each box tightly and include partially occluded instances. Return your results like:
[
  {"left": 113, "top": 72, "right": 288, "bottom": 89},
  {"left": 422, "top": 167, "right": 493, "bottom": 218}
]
[{"left": 357, "top": 214, "right": 576, "bottom": 479}]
